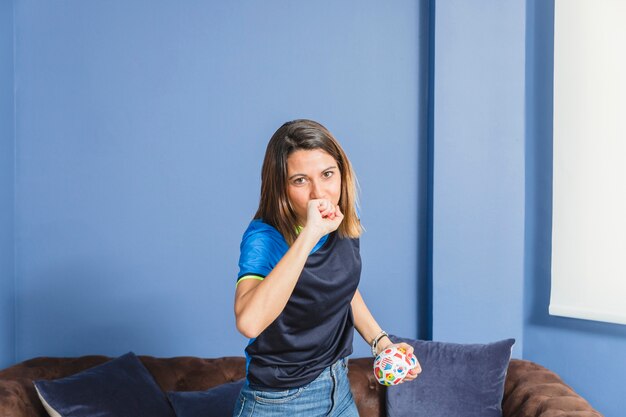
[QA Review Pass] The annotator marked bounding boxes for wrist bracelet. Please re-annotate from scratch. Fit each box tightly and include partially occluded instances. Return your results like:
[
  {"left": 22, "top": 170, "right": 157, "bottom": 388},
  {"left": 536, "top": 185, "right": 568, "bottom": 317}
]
[{"left": 371, "top": 330, "right": 388, "bottom": 357}]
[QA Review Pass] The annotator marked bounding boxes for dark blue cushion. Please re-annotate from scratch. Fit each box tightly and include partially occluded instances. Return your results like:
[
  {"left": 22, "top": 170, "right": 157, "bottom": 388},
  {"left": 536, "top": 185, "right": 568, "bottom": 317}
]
[
  {"left": 386, "top": 337, "right": 515, "bottom": 417},
  {"left": 167, "top": 379, "right": 244, "bottom": 417},
  {"left": 33, "top": 352, "right": 176, "bottom": 417}
]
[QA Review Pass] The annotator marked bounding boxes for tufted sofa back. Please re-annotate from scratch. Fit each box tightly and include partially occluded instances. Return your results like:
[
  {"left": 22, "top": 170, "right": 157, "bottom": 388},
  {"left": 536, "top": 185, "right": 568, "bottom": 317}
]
[{"left": 0, "top": 356, "right": 602, "bottom": 417}]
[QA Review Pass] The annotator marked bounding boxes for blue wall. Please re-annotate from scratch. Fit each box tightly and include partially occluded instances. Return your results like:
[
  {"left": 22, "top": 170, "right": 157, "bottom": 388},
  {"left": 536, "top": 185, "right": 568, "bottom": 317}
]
[
  {"left": 4, "top": 1, "right": 624, "bottom": 414},
  {"left": 431, "top": 0, "right": 526, "bottom": 358},
  {"left": 0, "top": 0, "right": 15, "bottom": 369},
  {"left": 13, "top": 0, "right": 427, "bottom": 361},
  {"left": 432, "top": 0, "right": 625, "bottom": 414},
  {"left": 524, "top": 1, "right": 626, "bottom": 415}
]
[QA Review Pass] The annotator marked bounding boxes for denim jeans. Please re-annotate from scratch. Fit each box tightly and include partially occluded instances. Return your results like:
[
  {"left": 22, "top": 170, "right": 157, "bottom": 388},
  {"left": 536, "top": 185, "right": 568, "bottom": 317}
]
[{"left": 233, "top": 357, "right": 359, "bottom": 417}]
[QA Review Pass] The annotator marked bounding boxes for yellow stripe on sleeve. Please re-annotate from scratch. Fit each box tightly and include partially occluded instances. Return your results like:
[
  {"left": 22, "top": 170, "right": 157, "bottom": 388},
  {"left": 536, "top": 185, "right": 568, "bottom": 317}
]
[{"left": 236, "top": 275, "right": 265, "bottom": 288}]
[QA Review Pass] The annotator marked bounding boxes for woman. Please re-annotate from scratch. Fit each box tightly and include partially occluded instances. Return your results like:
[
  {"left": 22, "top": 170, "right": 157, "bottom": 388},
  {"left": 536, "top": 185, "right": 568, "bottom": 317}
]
[{"left": 233, "top": 119, "right": 421, "bottom": 416}]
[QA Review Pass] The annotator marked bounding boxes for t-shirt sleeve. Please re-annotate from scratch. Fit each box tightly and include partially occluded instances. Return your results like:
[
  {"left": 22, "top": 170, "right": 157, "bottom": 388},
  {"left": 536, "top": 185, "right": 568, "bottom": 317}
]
[
  {"left": 237, "top": 223, "right": 286, "bottom": 285},
  {"left": 238, "top": 237, "right": 272, "bottom": 280}
]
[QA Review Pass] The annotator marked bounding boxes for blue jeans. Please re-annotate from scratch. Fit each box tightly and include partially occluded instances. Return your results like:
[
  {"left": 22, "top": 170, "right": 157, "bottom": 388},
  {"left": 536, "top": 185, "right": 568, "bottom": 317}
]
[{"left": 233, "top": 357, "right": 359, "bottom": 417}]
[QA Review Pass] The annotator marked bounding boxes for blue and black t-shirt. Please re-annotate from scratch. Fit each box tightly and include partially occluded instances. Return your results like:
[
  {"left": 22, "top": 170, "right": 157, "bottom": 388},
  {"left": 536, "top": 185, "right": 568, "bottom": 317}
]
[{"left": 237, "top": 219, "right": 361, "bottom": 389}]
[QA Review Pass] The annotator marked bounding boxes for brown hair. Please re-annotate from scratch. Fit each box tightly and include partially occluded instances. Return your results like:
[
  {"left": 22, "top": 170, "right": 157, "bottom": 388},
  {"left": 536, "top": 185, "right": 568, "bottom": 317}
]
[{"left": 254, "top": 119, "right": 362, "bottom": 245}]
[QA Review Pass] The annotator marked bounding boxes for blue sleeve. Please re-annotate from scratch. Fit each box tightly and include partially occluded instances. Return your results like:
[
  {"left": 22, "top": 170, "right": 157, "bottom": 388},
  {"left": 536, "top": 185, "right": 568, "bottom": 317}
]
[{"left": 237, "top": 220, "right": 288, "bottom": 281}]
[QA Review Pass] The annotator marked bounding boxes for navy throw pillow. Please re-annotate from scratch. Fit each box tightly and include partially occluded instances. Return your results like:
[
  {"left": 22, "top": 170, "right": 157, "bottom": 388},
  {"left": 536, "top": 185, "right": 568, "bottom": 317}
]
[
  {"left": 167, "top": 379, "right": 244, "bottom": 417},
  {"left": 33, "top": 352, "right": 176, "bottom": 417},
  {"left": 386, "top": 337, "right": 515, "bottom": 417}
]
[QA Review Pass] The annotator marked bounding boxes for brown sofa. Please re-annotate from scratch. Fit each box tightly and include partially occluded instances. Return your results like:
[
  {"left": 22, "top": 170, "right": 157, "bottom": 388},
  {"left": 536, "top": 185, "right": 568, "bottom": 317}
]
[{"left": 0, "top": 355, "right": 602, "bottom": 417}]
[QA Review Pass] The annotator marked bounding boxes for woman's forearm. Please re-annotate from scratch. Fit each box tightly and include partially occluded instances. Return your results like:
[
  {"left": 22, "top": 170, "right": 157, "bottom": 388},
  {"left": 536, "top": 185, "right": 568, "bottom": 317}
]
[
  {"left": 351, "top": 289, "right": 392, "bottom": 353},
  {"left": 234, "top": 227, "right": 321, "bottom": 338}
]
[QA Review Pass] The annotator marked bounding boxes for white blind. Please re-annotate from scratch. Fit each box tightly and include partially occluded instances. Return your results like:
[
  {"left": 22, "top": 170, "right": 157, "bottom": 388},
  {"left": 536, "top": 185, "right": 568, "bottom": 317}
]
[{"left": 551, "top": 0, "right": 626, "bottom": 325}]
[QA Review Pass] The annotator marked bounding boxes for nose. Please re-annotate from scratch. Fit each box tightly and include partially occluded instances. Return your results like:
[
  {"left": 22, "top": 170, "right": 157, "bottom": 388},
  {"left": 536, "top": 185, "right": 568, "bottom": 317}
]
[{"left": 310, "top": 180, "right": 325, "bottom": 200}]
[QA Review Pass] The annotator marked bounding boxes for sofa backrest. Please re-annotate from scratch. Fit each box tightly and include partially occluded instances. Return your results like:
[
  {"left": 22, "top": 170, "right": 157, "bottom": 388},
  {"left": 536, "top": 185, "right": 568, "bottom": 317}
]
[{"left": 0, "top": 355, "right": 385, "bottom": 417}]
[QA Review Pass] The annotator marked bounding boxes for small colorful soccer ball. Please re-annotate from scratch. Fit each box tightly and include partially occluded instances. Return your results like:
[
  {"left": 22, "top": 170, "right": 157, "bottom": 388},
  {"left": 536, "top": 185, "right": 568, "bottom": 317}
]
[{"left": 373, "top": 346, "right": 418, "bottom": 386}]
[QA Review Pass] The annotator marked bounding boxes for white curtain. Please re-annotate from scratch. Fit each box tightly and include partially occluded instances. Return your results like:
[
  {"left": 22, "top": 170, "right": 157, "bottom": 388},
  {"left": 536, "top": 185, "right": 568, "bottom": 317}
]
[{"left": 551, "top": 0, "right": 626, "bottom": 325}]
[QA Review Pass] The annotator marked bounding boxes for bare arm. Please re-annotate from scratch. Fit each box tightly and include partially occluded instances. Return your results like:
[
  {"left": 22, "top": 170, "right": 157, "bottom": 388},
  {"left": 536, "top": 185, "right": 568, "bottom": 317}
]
[
  {"left": 235, "top": 227, "right": 320, "bottom": 338},
  {"left": 234, "top": 200, "right": 343, "bottom": 339},
  {"left": 351, "top": 289, "right": 393, "bottom": 352}
]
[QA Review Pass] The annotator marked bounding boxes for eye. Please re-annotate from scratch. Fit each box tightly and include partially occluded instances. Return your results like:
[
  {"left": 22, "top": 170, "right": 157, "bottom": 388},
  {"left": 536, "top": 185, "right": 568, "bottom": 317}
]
[
  {"left": 323, "top": 170, "right": 334, "bottom": 179},
  {"left": 292, "top": 177, "right": 307, "bottom": 185}
]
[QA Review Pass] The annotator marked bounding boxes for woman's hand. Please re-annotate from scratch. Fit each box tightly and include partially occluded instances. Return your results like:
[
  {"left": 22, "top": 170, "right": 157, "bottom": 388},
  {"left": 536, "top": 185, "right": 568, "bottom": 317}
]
[
  {"left": 377, "top": 340, "right": 422, "bottom": 383},
  {"left": 302, "top": 199, "right": 344, "bottom": 237}
]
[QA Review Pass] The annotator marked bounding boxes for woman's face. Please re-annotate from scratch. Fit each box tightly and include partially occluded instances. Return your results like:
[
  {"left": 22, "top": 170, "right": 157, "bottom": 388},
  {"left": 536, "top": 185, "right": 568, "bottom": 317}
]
[{"left": 286, "top": 149, "right": 341, "bottom": 226}]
